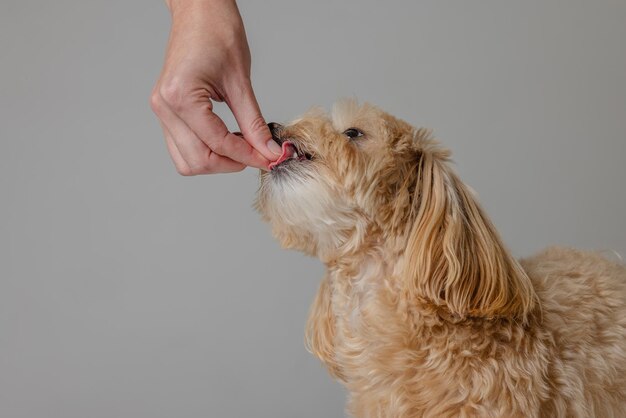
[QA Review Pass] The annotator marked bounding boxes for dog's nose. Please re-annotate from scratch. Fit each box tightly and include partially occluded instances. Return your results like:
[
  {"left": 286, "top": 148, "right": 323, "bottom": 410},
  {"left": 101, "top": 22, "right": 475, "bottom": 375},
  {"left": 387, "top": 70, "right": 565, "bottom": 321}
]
[{"left": 268, "top": 122, "right": 284, "bottom": 144}]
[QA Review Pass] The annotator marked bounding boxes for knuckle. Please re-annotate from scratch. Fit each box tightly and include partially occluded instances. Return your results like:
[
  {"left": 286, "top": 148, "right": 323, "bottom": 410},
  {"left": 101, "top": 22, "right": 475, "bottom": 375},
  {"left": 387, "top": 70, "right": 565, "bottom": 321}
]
[
  {"left": 247, "top": 115, "right": 269, "bottom": 136},
  {"left": 149, "top": 90, "right": 163, "bottom": 114},
  {"left": 189, "top": 160, "right": 215, "bottom": 175},
  {"left": 208, "top": 134, "right": 228, "bottom": 155},
  {"left": 175, "top": 166, "right": 194, "bottom": 176},
  {"left": 201, "top": 161, "right": 218, "bottom": 174},
  {"left": 159, "top": 80, "right": 186, "bottom": 112}
]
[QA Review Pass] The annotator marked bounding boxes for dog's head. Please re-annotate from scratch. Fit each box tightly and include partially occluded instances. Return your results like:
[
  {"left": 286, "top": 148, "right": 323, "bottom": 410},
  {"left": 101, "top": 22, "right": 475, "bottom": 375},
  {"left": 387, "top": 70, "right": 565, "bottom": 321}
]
[
  {"left": 256, "top": 100, "right": 535, "bottom": 321},
  {"left": 256, "top": 100, "right": 416, "bottom": 256}
]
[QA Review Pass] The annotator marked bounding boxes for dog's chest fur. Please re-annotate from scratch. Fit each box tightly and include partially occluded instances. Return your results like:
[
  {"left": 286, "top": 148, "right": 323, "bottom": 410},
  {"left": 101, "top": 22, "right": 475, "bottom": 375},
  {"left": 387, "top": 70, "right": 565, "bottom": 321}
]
[
  {"left": 325, "top": 256, "right": 553, "bottom": 417},
  {"left": 334, "top": 258, "right": 383, "bottom": 330},
  {"left": 328, "top": 256, "right": 397, "bottom": 372}
]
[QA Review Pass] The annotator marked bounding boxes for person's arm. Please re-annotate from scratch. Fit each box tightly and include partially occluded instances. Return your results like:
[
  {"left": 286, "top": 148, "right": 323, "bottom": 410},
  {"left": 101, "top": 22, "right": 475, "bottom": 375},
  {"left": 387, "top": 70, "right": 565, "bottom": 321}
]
[{"left": 151, "top": 0, "right": 280, "bottom": 175}]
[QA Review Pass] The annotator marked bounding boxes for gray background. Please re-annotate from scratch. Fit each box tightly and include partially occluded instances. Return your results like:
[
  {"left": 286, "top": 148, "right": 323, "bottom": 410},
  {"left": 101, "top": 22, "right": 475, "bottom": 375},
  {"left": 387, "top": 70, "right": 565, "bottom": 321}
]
[{"left": 1, "top": 1, "right": 625, "bottom": 417}]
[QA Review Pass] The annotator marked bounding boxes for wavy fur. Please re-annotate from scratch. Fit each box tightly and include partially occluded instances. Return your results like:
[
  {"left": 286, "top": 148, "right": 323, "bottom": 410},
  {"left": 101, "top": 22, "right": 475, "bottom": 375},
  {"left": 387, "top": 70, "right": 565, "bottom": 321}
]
[{"left": 256, "top": 100, "right": 626, "bottom": 417}]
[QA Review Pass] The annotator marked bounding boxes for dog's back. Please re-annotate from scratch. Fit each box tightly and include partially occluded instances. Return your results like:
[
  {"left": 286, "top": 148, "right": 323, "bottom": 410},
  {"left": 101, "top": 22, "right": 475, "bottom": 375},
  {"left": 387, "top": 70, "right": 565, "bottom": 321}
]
[{"left": 522, "top": 247, "right": 626, "bottom": 416}]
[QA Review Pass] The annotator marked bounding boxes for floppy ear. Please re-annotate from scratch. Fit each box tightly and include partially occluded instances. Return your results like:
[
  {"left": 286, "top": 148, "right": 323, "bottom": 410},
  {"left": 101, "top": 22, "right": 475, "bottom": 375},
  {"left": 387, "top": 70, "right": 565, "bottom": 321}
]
[{"left": 404, "top": 151, "right": 536, "bottom": 321}]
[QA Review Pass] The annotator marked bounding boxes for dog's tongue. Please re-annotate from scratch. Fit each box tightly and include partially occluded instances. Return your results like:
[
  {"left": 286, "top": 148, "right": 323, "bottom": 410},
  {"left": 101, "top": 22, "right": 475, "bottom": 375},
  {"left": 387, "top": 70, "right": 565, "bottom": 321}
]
[{"left": 268, "top": 141, "right": 297, "bottom": 170}]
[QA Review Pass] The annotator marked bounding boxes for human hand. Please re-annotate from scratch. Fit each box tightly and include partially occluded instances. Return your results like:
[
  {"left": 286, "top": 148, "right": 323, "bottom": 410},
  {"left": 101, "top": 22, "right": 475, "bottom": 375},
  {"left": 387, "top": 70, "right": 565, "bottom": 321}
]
[{"left": 150, "top": 0, "right": 281, "bottom": 175}]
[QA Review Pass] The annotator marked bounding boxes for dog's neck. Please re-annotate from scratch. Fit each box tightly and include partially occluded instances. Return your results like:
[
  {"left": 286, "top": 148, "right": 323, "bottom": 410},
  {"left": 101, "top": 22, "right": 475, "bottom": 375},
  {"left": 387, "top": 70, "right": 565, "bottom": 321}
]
[{"left": 322, "top": 217, "right": 411, "bottom": 282}]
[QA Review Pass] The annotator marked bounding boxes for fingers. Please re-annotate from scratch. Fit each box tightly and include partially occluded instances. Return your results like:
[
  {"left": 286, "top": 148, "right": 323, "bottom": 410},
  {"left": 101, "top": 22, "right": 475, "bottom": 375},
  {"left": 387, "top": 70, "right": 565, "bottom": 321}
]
[
  {"left": 151, "top": 93, "right": 246, "bottom": 175},
  {"left": 153, "top": 0, "right": 273, "bottom": 175},
  {"left": 175, "top": 93, "right": 270, "bottom": 170},
  {"left": 226, "top": 80, "right": 282, "bottom": 161},
  {"left": 160, "top": 121, "right": 191, "bottom": 175}
]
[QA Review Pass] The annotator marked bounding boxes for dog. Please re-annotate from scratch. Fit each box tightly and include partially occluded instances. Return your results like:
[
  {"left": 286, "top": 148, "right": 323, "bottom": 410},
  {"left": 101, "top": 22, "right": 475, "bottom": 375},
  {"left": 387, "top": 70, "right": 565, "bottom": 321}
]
[{"left": 255, "top": 100, "right": 626, "bottom": 417}]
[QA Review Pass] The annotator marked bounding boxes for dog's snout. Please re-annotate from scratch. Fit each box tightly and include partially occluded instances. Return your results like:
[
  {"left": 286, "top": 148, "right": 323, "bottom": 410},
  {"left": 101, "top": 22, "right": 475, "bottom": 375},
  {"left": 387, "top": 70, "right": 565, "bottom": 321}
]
[{"left": 268, "top": 122, "right": 284, "bottom": 144}]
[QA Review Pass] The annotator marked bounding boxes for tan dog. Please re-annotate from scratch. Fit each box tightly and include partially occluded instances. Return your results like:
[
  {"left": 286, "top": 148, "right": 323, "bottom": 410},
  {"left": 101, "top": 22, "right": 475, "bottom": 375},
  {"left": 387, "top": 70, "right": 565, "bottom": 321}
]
[{"left": 255, "top": 100, "right": 626, "bottom": 417}]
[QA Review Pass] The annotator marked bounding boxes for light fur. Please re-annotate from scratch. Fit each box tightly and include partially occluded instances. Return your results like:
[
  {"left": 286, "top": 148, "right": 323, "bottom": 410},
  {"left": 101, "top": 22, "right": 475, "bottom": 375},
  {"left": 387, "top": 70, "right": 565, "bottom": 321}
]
[{"left": 255, "top": 100, "right": 626, "bottom": 417}]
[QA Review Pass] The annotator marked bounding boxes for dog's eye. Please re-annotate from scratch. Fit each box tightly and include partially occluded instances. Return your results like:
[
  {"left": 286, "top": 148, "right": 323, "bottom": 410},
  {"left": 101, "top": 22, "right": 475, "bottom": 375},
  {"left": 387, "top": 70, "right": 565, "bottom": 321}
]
[{"left": 343, "top": 128, "right": 364, "bottom": 139}]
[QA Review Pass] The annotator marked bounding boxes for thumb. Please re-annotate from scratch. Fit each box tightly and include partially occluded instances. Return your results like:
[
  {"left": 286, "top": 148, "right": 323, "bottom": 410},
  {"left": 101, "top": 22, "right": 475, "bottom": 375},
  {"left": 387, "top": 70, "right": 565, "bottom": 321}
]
[{"left": 227, "top": 81, "right": 282, "bottom": 161}]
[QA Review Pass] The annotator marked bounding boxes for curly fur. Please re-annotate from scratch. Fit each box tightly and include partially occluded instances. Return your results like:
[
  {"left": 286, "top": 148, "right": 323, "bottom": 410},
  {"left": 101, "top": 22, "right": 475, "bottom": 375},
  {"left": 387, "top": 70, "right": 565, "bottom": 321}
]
[{"left": 255, "top": 100, "right": 626, "bottom": 417}]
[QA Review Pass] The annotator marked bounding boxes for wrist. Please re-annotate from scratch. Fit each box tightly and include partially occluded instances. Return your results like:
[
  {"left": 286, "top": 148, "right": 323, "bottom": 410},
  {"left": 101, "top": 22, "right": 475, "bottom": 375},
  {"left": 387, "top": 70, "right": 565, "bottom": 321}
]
[{"left": 166, "top": 0, "right": 237, "bottom": 14}]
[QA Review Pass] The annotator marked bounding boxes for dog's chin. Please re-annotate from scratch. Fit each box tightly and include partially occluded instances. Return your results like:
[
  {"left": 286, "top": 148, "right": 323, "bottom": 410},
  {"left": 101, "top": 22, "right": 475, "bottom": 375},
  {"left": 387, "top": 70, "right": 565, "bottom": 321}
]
[
  {"left": 260, "top": 142, "right": 320, "bottom": 207},
  {"left": 258, "top": 161, "right": 356, "bottom": 257},
  {"left": 259, "top": 159, "right": 324, "bottom": 225}
]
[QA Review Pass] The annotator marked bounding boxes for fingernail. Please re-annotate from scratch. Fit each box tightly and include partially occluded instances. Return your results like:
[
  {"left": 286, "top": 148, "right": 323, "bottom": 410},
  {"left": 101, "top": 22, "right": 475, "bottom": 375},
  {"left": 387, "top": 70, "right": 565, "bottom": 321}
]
[{"left": 266, "top": 139, "right": 282, "bottom": 156}]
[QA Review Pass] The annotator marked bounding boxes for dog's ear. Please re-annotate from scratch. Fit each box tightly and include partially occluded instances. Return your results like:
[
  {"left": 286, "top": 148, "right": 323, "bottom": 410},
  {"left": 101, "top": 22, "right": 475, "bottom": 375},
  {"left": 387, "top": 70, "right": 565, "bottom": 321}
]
[{"left": 403, "top": 152, "right": 536, "bottom": 321}]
